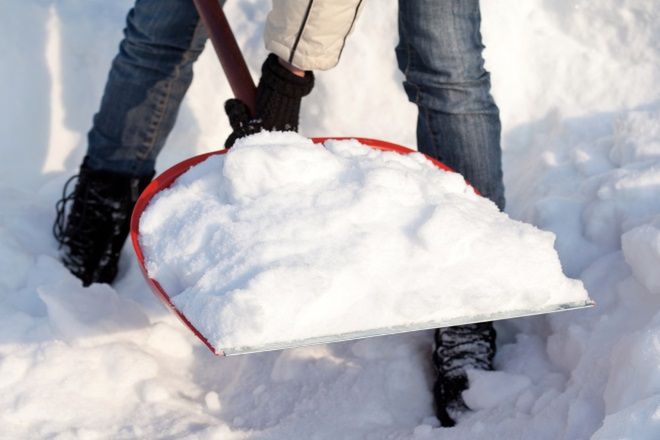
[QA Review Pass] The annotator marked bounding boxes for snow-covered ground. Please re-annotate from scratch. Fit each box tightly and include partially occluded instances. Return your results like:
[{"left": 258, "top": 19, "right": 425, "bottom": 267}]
[{"left": 0, "top": 0, "right": 658, "bottom": 438}]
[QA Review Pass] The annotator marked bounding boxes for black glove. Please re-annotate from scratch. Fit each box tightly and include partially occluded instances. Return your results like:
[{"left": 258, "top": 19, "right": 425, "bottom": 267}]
[{"left": 225, "top": 53, "right": 315, "bottom": 148}]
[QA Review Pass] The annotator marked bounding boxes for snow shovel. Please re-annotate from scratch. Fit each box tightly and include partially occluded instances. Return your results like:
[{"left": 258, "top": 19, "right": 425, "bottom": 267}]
[{"left": 129, "top": 1, "right": 594, "bottom": 356}]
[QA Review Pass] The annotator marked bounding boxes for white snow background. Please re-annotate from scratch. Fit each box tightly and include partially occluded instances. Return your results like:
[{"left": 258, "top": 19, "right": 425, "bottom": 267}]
[{"left": 0, "top": 0, "right": 659, "bottom": 438}]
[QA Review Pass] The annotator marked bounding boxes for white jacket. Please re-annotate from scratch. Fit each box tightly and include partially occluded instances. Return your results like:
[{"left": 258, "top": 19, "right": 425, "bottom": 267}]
[{"left": 265, "top": 0, "right": 365, "bottom": 71}]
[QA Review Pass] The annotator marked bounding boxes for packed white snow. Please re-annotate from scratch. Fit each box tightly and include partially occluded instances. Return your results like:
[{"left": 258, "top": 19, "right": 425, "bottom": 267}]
[
  {"left": 1, "top": 0, "right": 659, "bottom": 438},
  {"left": 139, "top": 133, "right": 589, "bottom": 352}
]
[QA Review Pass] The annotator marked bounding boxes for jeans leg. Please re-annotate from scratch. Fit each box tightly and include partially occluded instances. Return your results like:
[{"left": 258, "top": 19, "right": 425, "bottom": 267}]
[
  {"left": 397, "top": 2, "right": 501, "bottom": 398},
  {"left": 86, "top": 0, "right": 208, "bottom": 176},
  {"left": 396, "top": 0, "right": 505, "bottom": 210}
]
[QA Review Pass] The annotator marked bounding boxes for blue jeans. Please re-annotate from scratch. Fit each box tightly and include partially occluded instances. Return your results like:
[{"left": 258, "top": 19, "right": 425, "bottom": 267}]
[
  {"left": 86, "top": 0, "right": 208, "bottom": 176},
  {"left": 396, "top": 0, "right": 505, "bottom": 210},
  {"left": 397, "top": 1, "right": 501, "bottom": 384}
]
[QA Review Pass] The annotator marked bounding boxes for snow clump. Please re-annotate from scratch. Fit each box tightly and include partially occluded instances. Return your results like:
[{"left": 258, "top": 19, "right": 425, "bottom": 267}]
[{"left": 139, "top": 132, "right": 589, "bottom": 352}]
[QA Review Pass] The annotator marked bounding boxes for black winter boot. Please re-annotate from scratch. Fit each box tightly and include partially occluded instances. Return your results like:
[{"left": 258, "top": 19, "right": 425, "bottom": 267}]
[
  {"left": 53, "top": 159, "right": 154, "bottom": 286},
  {"left": 224, "top": 53, "right": 315, "bottom": 147},
  {"left": 432, "top": 322, "right": 496, "bottom": 427}
]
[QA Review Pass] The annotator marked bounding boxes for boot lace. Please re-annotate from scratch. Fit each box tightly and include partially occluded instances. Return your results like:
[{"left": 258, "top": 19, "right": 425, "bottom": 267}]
[
  {"left": 53, "top": 175, "right": 78, "bottom": 246},
  {"left": 53, "top": 174, "right": 118, "bottom": 280},
  {"left": 433, "top": 323, "right": 496, "bottom": 378}
]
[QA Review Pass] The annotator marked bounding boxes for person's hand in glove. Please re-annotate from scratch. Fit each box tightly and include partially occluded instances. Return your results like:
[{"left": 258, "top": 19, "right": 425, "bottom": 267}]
[{"left": 225, "top": 54, "right": 314, "bottom": 148}]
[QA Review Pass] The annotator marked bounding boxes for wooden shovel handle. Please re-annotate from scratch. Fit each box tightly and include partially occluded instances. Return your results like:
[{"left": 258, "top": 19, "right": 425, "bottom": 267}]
[{"left": 193, "top": 0, "right": 257, "bottom": 115}]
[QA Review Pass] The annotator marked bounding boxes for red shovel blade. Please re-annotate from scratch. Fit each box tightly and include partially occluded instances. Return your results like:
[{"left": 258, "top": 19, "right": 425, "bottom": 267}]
[{"left": 129, "top": 137, "right": 458, "bottom": 356}]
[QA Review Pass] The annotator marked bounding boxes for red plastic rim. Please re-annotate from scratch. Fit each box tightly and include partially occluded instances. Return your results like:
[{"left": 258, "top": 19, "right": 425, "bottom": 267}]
[{"left": 130, "top": 137, "right": 462, "bottom": 356}]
